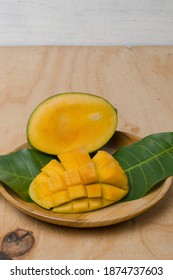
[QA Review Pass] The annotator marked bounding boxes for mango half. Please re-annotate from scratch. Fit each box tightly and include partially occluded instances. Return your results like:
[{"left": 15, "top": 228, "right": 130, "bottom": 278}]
[
  {"left": 26, "top": 93, "right": 118, "bottom": 155},
  {"left": 29, "top": 147, "right": 128, "bottom": 213}
]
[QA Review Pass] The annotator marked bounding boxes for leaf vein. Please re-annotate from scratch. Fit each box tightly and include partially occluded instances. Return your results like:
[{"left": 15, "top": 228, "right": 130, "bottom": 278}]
[{"left": 124, "top": 146, "right": 173, "bottom": 172}]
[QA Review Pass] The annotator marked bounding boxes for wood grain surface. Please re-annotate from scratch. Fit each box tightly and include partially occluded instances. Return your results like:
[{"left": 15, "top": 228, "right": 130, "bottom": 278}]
[
  {"left": 0, "top": 46, "right": 173, "bottom": 260},
  {"left": 0, "top": 0, "right": 173, "bottom": 46}
]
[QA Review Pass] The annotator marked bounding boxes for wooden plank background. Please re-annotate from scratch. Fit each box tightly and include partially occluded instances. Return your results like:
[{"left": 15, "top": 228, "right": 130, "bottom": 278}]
[
  {"left": 0, "top": 46, "right": 173, "bottom": 260},
  {"left": 0, "top": 0, "right": 173, "bottom": 46}
]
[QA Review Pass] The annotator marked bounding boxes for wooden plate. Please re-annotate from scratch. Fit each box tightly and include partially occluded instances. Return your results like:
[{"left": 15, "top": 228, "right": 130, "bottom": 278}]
[{"left": 0, "top": 131, "right": 172, "bottom": 228}]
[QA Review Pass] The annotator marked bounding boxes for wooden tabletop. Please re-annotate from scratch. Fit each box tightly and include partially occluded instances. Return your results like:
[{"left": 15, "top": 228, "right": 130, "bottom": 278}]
[{"left": 0, "top": 46, "right": 173, "bottom": 260}]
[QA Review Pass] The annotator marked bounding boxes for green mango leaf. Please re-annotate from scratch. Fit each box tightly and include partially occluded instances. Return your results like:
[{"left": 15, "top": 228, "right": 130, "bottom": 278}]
[
  {"left": 0, "top": 148, "right": 53, "bottom": 201},
  {"left": 113, "top": 132, "right": 173, "bottom": 201}
]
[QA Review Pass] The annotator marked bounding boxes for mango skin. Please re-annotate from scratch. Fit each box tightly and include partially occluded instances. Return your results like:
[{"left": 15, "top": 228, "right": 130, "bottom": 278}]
[
  {"left": 29, "top": 147, "right": 128, "bottom": 213},
  {"left": 26, "top": 93, "right": 118, "bottom": 155}
]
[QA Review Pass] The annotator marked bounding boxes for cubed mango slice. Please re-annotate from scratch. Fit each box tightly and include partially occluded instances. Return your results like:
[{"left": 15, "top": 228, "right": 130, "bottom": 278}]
[
  {"left": 48, "top": 174, "right": 67, "bottom": 192},
  {"left": 53, "top": 202, "right": 73, "bottom": 213},
  {"left": 29, "top": 146, "right": 129, "bottom": 213},
  {"left": 86, "top": 183, "right": 102, "bottom": 197},
  {"left": 51, "top": 190, "right": 71, "bottom": 206},
  {"left": 64, "top": 169, "right": 83, "bottom": 186},
  {"left": 40, "top": 196, "right": 54, "bottom": 209},
  {"left": 53, "top": 197, "right": 115, "bottom": 213},
  {"left": 88, "top": 198, "right": 102, "bottom": 210},
  {"left": 68, "top": 184, "right": 87, "bottom": 199},
  {"left": 35, "top": 181, "right": 52, "bottom": 198},
  {"left": 93, "top": 150, "right": 128, "bottom": 187},
  {"left": 41, "top": 159, "right": 65, "bottom": 175},
  {"left": 92, "top": 150, "right": 119, "bottom": 169},
  {"left": 58, "top": 146, "right": 91, "bottom": 170},
  {"left": 78, "top": 162, "right": 97, "bottom": 184},
  {"left": 101, "top": 184, "right": 128, "bottom": 201},
  {"left": 72, "top": 198, "right": 89, "bottom": 212}
]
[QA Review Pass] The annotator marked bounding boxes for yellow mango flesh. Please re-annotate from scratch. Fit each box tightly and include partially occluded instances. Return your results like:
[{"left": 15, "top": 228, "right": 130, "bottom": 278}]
[
  {"left": 101, "top": 184, "right": 128, "bottom": 201},
  {"left": 58, "top": 146, "right": 91, "bottom": 169},
  {"left": 86, "top": 183, "right": 102, "bottom": 197},
  {"left": 41, "top": 159, "right": 65, "bottom": 175},
  {"left": 79, "top": 162, "right": 97, "bottom": 184},
  {"left": 27, "top": 93, "right": 118, "bottom": 155},
  {"left": 93, "top": 151, "right": 128, "bottom": 187},
  {"left": 48, "top": 174, "right": 67, "bottom": 192},
  {"left": 68, "top": 184, "right": 87, "bottom": 200},
  {"left": 53, "top": 197, "right": 115, "bottom": 213},
  {"left": 29, "top": 147, "right": 128, "bottom": 212},
  {"left": 64, "top": 169, "right": 83, "bottom": 186}
]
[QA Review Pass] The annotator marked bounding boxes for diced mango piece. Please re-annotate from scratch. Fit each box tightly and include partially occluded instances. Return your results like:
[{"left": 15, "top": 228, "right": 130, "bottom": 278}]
[
  {"left": 73, "top": 146, "right": 92, "bottom": 165},
  {"left": 97, "top": 163, "right": 123, "bottom": 185},
  {"left": 68, "top": 184, "right": 87, "bottom": 199},
  {"left": 122, "top": 184, "right": 129, "bottom": 191},
  {"left": 101, "top": 198, "right": 115, "bottom": 207},
  {"left": 48, "top": 174, "right": 67, "bottom": 192},
  {"left": 58, "top": 151, "right": 77, "bottom": 170},
  {"left": 41, "top": 159, "right": 65, "bottom": 175},
  {"left": 86, "top": 183, "right": 102, "bottom": 197},
  {"left": 32, "top": 172, "right": 49, "bottom": 184},
  {"left": 53, "top": 197, "right": 113, "bottom": 213},
  {"left": 114, "top": 176, "right": 128, "bottom": 188},
  {"left": 64, "top": 169, "right": 83, "bottom": 186},
  {"left": 53, "top": 199, "right": 88, "bottom": 213},
  {"left": 58, "top": 146, "right": 91, "bottom": 170},
  {"left": 53, "top": 202, "right": 73, "bottom": 213},
  {"left": 72, "top": 198, "right": 89, "bottom": 212},
  {"left": 40, "top": 195, "right": 54, "bottom": 209},
  {"left": 92, "top": 150, "right": 119, "bottom": 169},
  {"left": 101, "top": 184, "right": 128, "bottom": 201},
  {"left": 54, "top": 198, "right": 89, "bottom": 213},
  {"left": 29, "top": 173, "right": 51, "bottom": 201},
  {"left": 93, "top": 151, "right": 127, "bottom": 187},
  {"left": 79, "top": 162, "right": 97, "bottom": 184},
  {"left": 52, "top": 190, "right": 71, "bottom": 206},
  {"left": 89, "top": 198, "right": 102, "bottom": 210},
  {"left": 29, "top": 173, "right": 53, "bottom": 209},
  {"left": 35, "top": 182, "right": 52, "bottom": 198}
]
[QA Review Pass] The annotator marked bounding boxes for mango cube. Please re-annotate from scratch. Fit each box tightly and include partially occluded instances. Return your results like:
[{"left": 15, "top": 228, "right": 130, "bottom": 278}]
[
  {"left": 35, "top": 181, "right": 52, "bottom": 198},
  {"left": 41, "top": 159, "right": 65, "bottom": 175},
  {"left": 58, "top": 146, "right": 91, "bottom": 170},
  {"left": 64, "top": 169, "right": 83, "bottom": 186},
  {"left": 52, "top": 190, "right": 71, "bottom": 206},
  {"left": 33, "top": 172, "right": 49, "bottom": 184},
  {"left": 93, "top": 151, "right": 127, "bottom": 187},
  {"left": 58, "top": 151, "right": 77, "bottom": 170},
  {"left": 92, "top": 150, "right": 119, "bottom": 169},
  {"left": 101, "top": 198, "right": 115, "bottom": 207},
  {"left": 72, "top": 146, "right": 92, "bottom": 166},
  {"left": 86, "top": 183, "right": 102, "bottom": 197},
  {"left": 88, "top": 198, "right": 102, "bottom": 210},
  {"left": 97, "top": 163, "right": 123, "bottom": 184},
  {"left": 68, "top": 184, "right": 87, "bottom": 199},
  {"left": 79, "top": 162, "right": 97, "bottom": 184},
  {"left": 40, "top": 195, "right": 54, "bottom": 209},
  {"left": 101, "top": 184, "right": 128, "bottom": 201},
  {"left": 72, "top": 198, "right": 89, "bottom": 212},
  {"left": 48, "top": 174, "right": 67, "bottom": 192},
  {"left": 53, "top": 202, "right": 73, "bottom": 213}
]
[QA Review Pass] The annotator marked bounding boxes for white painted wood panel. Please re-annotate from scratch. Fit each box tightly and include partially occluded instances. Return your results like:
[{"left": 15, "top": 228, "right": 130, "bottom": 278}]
[{"left": 0, "top": 0, "right": 173, "bottom": 46}]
